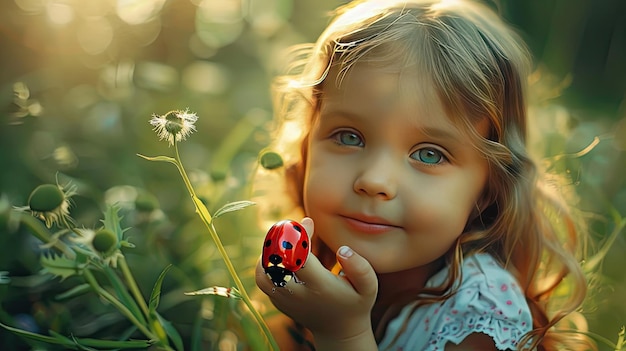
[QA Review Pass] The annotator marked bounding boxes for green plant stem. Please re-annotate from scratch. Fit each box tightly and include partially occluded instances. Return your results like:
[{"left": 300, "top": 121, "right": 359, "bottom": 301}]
[
  {"left": 18, "top": 212, "right": 75, "bottom": 259},
  {"left": 616, "top": 326, "right": 625, "bottom": 351},
  {"left": 97, "top": 264, "right": 173, "bottom": 350},
  {"left": 173, "top": 141, "right": 278, "bottom": 351},
  {"left": 100, "top": 264, "right": 147, "bottom": 325},
  {"left": 119, "top": 256, "right": 151, "bottom": 320},
  {"left": 83, "top": 269, "right": 157, "bottom": 343}
]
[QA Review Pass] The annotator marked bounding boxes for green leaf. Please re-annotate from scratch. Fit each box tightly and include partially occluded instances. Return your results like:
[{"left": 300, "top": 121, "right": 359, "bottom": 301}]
[
  {"left": 48, "top": 330, "right": 75, "bottom": 344},
  {"left": 240, "top": 311, "right": 268, "bottom": 351},
  {"left": 72, "top": 246, "right": 99, "bottom": 261},
  {"left": 73, "top": 338, "right": 151, "bottom": 349},
  {"left": 102, "top": 266, "right": 146, "bottom": 325},
  {"left": 184, "top": 286, "right": 242, "bottom": 299},
  {"left": 0, "top": 322, "right": 151, "bottom": 349},
  {"left": 156, "top": 312, "right": 184, "bottom": 351},
  {"left": 101, "top": 204, "right": 129, "bottom": 244},
  {"left": 190, "top": 312, "right": 203, "bottom": 351},
  {"left": 213, "top": 201, "right": 256, "bottom": 219},
  {"left": 48, "top": 331, "right": 96, "bottom": 351},
  {"left": 137, "top": 154, "right": 177, "bottom": 165},
  {"left": 149, "top": 264, "right": 172, "bottom": 315},
  {"left": 55, "top": 283, "right": 91, "bottom": 301},
  {"left": 0, "top": 322, "right": 69, "bottom": 346},
  {"left": 120, "top": 240, "right": 135, "bottom": 248},
  {"left": 40, "top": 254, "right": 86, "bottom": 280}
]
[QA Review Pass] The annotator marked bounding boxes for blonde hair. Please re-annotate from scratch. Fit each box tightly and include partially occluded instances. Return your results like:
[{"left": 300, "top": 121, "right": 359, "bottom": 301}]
[{"left": 254, "top": 0, "right": 594, "bottom": 349}]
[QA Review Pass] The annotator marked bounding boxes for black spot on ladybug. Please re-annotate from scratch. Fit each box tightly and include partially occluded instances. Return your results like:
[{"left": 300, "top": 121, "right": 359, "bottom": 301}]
[
  {"left": 265, "top": 239, "right": 272, "bottom": 247},
  {"left": 282, "top": 241, "right": 293, "bottom": 249},
  {"left": 269, "top": 254, "right": 282, "bottom": 264},
  {"left": 296, "top": 259, "right": 302, "bottom": 266},
  {"left": 301, "top": 241, "right": 308, "bottom": 249},
  {"left": 293, "top": 225, "right": 302, "bottom": 233}
]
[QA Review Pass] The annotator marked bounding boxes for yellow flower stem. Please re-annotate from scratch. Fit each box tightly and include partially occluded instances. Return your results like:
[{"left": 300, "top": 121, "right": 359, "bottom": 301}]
[
  {"left": 616, "top": 326, "right": 625, "bottom": 351},
  {"left": 173, "top": 141, "right": 278, "bottom": 351}
]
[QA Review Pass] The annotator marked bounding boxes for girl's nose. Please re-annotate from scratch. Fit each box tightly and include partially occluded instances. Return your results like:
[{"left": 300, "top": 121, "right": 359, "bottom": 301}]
[{"left": 353, "top": 153, "right": 398, "bottom": 200}]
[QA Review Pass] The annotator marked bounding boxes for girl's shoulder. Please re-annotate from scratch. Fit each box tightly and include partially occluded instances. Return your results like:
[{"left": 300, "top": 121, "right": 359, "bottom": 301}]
[{"left": 379, "top": 253, "right": 533, "bottom": 351}]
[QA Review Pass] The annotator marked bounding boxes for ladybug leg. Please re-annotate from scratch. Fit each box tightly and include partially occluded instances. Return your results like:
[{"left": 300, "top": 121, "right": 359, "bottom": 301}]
[
  {"left": 271, "top": 280, "right": 286, "bottom": 293},
  {"left": 292, "top": 273, "right": 306, "bottom": 286}
]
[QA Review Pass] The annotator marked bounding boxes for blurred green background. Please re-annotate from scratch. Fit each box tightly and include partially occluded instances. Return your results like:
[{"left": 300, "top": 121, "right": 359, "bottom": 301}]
[{"left": 0, "top": 0, "right": 624, "bottom": 350}]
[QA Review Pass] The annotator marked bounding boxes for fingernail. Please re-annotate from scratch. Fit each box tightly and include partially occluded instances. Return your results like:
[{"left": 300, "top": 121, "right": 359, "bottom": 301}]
[{"left": 338, "top": 245, "right": 353, "bottom": 258}]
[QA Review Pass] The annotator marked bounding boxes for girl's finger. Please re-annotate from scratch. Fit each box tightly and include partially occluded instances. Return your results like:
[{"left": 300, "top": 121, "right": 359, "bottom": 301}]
[
  {"left": 255, "top": 257, "right": 275, "bottom": 294},
  {"left": 336, "top": 246, "right": 378, "bottom": 298},
  {"left": 300, "top": 217, "right": 314, "bottom": 240}
]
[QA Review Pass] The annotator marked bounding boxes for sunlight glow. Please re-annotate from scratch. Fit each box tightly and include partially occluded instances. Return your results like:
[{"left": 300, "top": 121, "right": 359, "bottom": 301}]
[
  {"left": 197, "top": 0, "right": 242, "bottom": 23},
  {"left": 134, "top": 61, "right": 178, "bottom": 91},
  {"left": 77, "top": 16, "right": 114, "bottom": 55},
  {"left": 46, "top": 1, "right": 74, "bottom": 25},
  {"left": 182, "top": 61, "right": 229, "bottom": 94},
  {"left": 195, "top": 0, "right": 244, "bottom": 48},
  {"left": 432, "top": 0, "right": 462, "bottom": 10},
  {"left": 115, "top": 0, "right": 166, "bottom": 24},
  {"left": 14, "top": 0, "right": 45, "bottom": 13}
]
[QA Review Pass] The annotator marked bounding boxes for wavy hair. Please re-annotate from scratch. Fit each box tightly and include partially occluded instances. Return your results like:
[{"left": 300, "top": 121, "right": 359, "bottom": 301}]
[{"left": 254, "top": 0, "right": 594, "bottom": 349}]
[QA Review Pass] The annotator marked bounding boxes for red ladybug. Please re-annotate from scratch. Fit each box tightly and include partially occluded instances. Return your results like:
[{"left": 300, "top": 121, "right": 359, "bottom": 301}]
[{"left": 262, "top": 220, "right": 310, "bottom": 288}]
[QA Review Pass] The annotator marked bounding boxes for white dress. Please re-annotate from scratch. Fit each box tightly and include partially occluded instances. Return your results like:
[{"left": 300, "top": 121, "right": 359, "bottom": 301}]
[{"left": 378, "top": 253, "right": 533, "bottom": 350}]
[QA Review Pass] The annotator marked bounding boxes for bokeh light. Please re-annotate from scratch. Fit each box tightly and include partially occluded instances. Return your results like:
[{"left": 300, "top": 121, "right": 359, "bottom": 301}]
[{"left": 115, "top": 0, "right": 166, "bottom": 25}]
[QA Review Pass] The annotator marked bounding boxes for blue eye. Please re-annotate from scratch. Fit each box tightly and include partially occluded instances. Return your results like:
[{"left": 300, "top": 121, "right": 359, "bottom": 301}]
[
  {"left": 412, "top": 148, "right": 444, "bottom": 164},
  {"left": 334, "top": 131, "right": 363, "bottom": 147}
]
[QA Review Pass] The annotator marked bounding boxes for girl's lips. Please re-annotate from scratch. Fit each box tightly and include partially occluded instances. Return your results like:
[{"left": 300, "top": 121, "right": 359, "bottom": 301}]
[{"left": 340, "top": 215, "right": 400, "bottom": 235}]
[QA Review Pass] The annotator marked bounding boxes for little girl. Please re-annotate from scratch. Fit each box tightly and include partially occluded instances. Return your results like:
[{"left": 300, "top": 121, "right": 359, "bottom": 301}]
[{"left": 254, "top": 0, "right": 593, "bottom": 350}]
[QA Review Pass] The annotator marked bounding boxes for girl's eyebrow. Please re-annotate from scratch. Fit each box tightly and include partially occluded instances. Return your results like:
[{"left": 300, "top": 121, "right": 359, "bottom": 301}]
[
  {"left": 318, "top": 107, "right": 365, "bottom": 124},
  {"left": 320, "top": 105, "right": 465, "bottom": 143},
  {"left": 416, "top": 126, "right": 462, "bottom": 142},
  {"left": 319, "top": 105, "right": 359, "bottom": 118}
]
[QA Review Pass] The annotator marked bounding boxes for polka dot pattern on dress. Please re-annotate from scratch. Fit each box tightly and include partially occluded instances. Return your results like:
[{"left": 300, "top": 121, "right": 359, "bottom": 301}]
[{"left": 378, "top": 253, "right": 533, "bottom": 351}]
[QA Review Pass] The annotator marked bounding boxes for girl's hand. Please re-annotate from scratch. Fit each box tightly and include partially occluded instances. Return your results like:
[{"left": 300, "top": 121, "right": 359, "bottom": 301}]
[{"left": 255, "top": 217, "right": 379, "bottom": 350}]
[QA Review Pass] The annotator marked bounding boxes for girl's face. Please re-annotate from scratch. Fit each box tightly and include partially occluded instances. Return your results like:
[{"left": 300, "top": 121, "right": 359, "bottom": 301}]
[{"left": 303, "top": 64, "right": 490, "bottom": 274}]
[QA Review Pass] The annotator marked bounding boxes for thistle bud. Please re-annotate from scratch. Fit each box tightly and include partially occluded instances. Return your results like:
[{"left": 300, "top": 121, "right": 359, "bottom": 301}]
[
  {"left": 92, "top": 229, "right": 118, "bottom": 255},
  {"left": 28, "top": 184, "right": 64, "bottom": 212},
  {"left": 24, "top": 183, "right": 76, "bottom": 228}
]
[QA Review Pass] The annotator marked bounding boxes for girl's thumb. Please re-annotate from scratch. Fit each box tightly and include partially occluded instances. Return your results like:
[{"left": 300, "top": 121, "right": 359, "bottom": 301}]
[{"left": 336, "top": 246, "right": 378, "bottom": 298}]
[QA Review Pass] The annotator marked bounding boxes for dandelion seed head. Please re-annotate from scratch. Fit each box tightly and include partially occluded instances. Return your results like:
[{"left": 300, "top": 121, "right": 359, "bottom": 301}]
[{"left": 150, "top": 109, "right": 198, "bottom": 146}]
